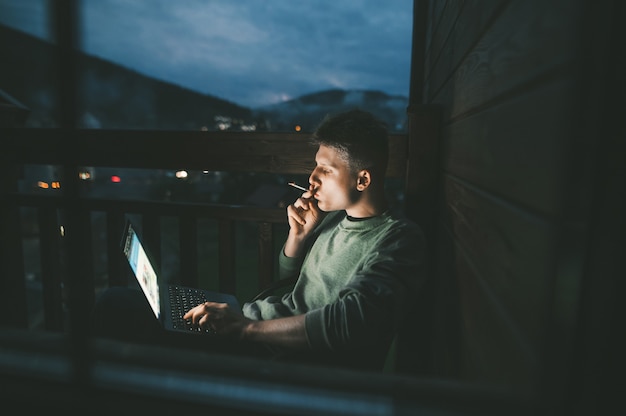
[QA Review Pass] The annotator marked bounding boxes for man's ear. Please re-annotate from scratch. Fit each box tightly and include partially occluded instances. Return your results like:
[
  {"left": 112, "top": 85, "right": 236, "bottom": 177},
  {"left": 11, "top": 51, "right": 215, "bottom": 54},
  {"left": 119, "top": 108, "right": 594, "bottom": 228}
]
[{"left": 356, "top": 170, "right": 371, "bottom": 191}]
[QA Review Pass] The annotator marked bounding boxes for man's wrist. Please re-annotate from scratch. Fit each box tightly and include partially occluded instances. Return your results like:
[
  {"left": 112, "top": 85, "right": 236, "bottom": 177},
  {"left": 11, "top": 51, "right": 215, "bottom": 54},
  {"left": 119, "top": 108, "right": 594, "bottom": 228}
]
[
  {"left": 284, "top": 233, "right": 307, "bottom": 257},
  {"left": 241, "top": 319, "right": 259, "bottom": 342}
]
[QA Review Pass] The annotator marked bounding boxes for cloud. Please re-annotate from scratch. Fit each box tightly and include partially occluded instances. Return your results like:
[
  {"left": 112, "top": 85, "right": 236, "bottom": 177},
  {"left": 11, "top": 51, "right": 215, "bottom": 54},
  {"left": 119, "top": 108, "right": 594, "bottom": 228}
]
[{"left": 0, "top": 0, "right": 412, "bottom": 107}]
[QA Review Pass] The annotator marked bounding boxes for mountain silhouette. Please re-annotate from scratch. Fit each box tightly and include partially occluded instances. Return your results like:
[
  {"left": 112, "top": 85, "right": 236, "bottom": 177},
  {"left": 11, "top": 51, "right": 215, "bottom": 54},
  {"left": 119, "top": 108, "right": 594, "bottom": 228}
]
[
  {"left": 0, "top": 24, "right": 407, "bottom": 131},
  {"left": 254, "top": 89, "right": 408, "bottom": 132}
]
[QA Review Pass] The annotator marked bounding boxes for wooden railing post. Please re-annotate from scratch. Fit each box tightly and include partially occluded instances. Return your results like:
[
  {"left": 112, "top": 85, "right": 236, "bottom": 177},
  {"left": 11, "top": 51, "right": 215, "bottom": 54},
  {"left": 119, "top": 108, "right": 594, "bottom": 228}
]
[
  {"left": 0, "top": 162, "right": 27, "bottom": 328},
  {"left": 106, "top": 211, "right": 127, "bottom": 287},
  {"left": 257, "top": 222, "right": 274, "bottom": 292},
  {"left": 38, "top": 207, "right": 65, "bottom": 330},
  {"left": 395, "top": 104, "right": 442, "bottom": 375},
  {"left": 218, "top": 218, "right": 236, "bottom": 294},
  {"left": 404, "top": 104, "right": 442, "bottom": 241},
  {"left": 179, "top": 215, "right": 198, "bottom": 287}
]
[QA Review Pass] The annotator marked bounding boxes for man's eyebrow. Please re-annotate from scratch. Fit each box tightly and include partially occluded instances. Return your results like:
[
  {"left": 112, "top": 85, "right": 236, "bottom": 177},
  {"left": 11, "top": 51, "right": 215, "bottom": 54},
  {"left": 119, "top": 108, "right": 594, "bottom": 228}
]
[{"left": 315, "top": 160, "right": 334, "bottom": 168}]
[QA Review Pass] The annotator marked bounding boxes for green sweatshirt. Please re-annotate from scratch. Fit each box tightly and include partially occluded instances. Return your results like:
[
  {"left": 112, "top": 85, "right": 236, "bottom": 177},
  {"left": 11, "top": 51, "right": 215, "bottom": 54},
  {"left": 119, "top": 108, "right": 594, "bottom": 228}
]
[{"left": 242, "top": 209, "right": 426, "bottom": 369}]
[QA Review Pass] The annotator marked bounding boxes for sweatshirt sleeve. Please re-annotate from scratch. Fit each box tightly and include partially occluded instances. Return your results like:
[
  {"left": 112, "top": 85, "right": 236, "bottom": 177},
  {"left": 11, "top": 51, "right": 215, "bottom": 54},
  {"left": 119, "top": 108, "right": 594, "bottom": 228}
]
[
  {"left": 242, "top": 247, "right": 303, "bottom": 320},
  {"left": 277, "top": 243, "right": 303, "bottom": 280},
  {"left": 304, "top": 223, "right": 426, "bottom": 352}
]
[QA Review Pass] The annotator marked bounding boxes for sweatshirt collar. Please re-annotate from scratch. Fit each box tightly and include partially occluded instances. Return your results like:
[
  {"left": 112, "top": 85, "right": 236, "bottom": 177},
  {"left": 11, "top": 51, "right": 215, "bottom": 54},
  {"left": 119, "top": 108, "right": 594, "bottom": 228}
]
[{"left": 339, "top": 210, "right": 389, "bottom": 229}]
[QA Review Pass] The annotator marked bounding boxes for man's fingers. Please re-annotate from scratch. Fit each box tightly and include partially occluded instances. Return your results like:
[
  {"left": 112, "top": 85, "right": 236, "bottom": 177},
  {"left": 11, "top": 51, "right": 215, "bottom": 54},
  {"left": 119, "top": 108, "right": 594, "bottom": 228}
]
[
  {"left": 287, "top": 205, "right": 307, "bottom": 225},
  {"left": 198, "top": 313, "right": 213, "bottom": 330},
  {"left": 183, "top": 302, "right": 226, "bottom": 324}
]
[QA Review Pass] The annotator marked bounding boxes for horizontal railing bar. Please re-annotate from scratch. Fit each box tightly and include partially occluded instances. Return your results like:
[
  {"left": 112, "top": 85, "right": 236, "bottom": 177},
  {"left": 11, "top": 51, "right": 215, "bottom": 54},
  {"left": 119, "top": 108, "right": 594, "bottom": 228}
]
[
  {"left": 11, "top": 194, "right": 287, "bottom": 223},
  {"left": 2, "top": 128, "right": 408, "bottom": 177}
]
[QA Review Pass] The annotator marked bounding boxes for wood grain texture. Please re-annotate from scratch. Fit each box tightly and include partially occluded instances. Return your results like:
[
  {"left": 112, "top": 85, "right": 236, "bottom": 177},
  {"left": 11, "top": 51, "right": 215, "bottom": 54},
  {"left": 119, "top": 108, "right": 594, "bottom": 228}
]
[
  {"left": 431, "top": 0, "right": 583, "bottom": 119},
  {"left": 424, "top": 0, "right": 463, "bottom": 86},
  {"left": 442, "top": 79, "right": 578, "bottom": 217},
  {"left": 441, "top": 175, "right": 556, "bottom": 349},
  {"left": 452, "top": 244, "right": 538, "bottom": 389},
  {"left": 3, "top": 129, "right": 408, "bottom": 178}
]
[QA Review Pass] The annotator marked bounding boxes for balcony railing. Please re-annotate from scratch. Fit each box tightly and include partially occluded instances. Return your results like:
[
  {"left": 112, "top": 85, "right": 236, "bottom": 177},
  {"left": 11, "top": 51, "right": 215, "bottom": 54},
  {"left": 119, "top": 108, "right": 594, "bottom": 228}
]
[{"left": 1, "top": 128, "right": 411, "bottom": 334}]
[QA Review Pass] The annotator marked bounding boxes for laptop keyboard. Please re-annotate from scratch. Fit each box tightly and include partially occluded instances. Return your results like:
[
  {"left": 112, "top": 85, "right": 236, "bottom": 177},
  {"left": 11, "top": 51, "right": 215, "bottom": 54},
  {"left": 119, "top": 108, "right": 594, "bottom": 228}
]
[{"left": 169, "top": 285, "right": 214, "bottom": 333}]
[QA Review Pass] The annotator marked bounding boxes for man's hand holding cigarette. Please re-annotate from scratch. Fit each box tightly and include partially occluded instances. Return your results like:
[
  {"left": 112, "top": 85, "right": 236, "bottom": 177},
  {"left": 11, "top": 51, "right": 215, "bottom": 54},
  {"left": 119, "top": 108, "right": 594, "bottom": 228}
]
[{"left": 284, "top": 182, "right": 323, "bottom": 258}]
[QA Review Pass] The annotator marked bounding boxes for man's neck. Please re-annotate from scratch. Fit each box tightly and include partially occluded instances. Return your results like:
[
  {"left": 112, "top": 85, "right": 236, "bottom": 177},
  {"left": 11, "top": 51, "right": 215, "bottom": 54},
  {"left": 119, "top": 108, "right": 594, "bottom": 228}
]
[{"left": 345, "top": 197, "right": 388, "bottom": 219}]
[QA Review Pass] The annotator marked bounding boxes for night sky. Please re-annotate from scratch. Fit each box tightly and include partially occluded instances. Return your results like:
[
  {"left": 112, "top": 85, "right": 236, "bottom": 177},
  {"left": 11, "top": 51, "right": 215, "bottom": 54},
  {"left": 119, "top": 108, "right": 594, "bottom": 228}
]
[{"left": 0, "top": 0, "right": 413, "bottom": 108}]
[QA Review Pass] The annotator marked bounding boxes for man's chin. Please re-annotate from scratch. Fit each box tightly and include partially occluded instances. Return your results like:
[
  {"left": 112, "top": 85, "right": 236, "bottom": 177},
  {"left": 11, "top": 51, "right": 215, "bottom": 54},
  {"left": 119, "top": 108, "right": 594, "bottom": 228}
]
[{"left": 316, "top": 203, "right": 337, "bottom": 213}]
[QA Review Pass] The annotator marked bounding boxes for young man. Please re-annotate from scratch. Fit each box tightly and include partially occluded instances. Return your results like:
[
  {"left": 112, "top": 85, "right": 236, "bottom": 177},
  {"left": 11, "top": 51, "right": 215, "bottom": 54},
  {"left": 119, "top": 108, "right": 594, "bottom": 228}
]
[{"left": 182, "top": 109, "right": 427, "bottom": 370}]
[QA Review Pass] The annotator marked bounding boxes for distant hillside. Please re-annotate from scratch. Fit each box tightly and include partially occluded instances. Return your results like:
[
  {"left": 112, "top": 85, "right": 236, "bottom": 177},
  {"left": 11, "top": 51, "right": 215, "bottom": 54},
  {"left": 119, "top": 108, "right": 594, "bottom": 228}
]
[
  {"left": 0, "top": 24, "right": 408, "bottom": 131},
  {"left": 254, "top": 89, "right": 408, "bottom": 132},
  {"left": 0, "top": 25, "right": 252, "bottom": 129}
]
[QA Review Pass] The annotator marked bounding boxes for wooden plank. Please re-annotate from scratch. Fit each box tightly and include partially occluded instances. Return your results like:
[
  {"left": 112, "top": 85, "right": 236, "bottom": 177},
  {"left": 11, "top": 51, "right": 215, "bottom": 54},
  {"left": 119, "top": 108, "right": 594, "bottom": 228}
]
[
  {"left": 451, "top": 239, "right": 538, "bottom": 389},
  {"left": 427, "top": 0, "right": 507, "bottom": 103},
  {"left": 386, "top": 135, "right": 408, "bottom": 178},
  {"left": 435, "top": 0, "right": 584, "bottom": 119},
  {"left": 441, "top": 175, "right": 557, "bottom": 349},
  {"left": 257, "top": 222, "right": 274, "bottom": 292},
  {"left": 196, "top": 218, "right": 220, "bottom": 291},
  {"left": 2, "top": 129, "right": 408, "bottom": 178},
  {"left": 428, "top": 0, "right": 451, "bottom": 48},
  {"left": 424, "top": 0, "right": 463, "bottom": 87},
  {"left": 81, "top": 198, "right": 287, "bottom": 223},
  {"left": 105, "top": 211, "right": 127, "bottom": 287},
  {"left": 405, "top": 105, "right": 441, "bottom": 246},
  {"left": 37, "top": 207, "right": 65, "bottom": 331},
  {"left": 443, "top": 78, "right": 577, "bottom": 217},
  {"left": 421, "top": 0, "right": 435, "bottom": 85},
  {"left": 86, "top": 132, "right": 316, "bottom": 175},
  {"left": 426, "top": 224, "right": 464, "bottom": 376},
  {"left": 61, "top": 208, "right": 97, "bottom": 329},
  {"left": 218, "top": 218, "right": 236, "bottom": 294},
  {"left": 179, "top": 215, "right": 198, "bottom": 287},
  {"left": 0, "top": 162, "right": 28, "bottom": 328}
]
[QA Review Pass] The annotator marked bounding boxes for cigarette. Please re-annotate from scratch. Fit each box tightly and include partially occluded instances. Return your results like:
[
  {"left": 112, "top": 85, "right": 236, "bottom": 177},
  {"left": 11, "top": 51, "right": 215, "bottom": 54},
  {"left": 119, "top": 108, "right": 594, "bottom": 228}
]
[{"left": 288, "top": 182, "right": 308, "bottom": 192}]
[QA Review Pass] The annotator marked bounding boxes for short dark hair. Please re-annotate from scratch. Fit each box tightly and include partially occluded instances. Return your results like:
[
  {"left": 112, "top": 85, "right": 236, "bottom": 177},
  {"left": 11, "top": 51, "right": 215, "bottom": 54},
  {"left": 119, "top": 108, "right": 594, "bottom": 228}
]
[{"left": 311, "top": 109, "right": 389, "bottom": 175}]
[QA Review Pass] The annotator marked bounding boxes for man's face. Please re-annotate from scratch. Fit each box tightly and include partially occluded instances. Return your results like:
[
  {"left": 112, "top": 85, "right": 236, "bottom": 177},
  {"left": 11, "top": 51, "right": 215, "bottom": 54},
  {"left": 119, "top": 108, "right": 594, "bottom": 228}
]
[{"left": 308, "top": 145, "right": 359, "bottom": 212}]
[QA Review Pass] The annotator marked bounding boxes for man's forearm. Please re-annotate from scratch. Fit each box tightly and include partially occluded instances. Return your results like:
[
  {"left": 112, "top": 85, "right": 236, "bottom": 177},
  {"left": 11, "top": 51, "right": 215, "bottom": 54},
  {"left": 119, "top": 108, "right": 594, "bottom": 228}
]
[
  {"left": 242, "top": 314, "right": 309, "bottom": 350},
  {"left": 283, "top": 233, "right": 307, "bottom": 258}
]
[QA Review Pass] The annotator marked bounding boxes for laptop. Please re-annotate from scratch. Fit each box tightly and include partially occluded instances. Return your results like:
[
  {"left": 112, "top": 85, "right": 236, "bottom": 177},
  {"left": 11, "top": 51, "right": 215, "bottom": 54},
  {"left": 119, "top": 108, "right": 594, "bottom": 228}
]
[{"left": 121, "top": 219, "right": 241, "bottom": 335}]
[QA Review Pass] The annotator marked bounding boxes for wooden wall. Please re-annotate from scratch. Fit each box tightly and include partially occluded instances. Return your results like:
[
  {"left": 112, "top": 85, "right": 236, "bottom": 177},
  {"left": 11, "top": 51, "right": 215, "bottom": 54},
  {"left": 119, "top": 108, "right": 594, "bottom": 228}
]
[{"left": 417, "top": 0, "right": 624, "bottom": 406}]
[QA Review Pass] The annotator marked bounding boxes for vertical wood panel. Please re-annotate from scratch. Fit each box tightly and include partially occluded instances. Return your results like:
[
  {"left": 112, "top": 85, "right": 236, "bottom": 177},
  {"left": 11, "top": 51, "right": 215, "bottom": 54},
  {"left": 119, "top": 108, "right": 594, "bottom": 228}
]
[
  {"left": 257, "top": 222, "right": 274, "bottom": 292},
  {"left": 443, "top": 79, "right": 577, "bottom": 216},
  {"left": 428, "top": 0, "right": 507, "bottom": 104},
  {"left": 425, "top": 0, "right": 593, "bottom": 394},
  {"left": 38, "top": 207, "right": 64, "bottom": 331},
  {"left": 429, "top": 0, "right": 450, "bottom": 43},
  {"left": 0, "top": 163, "right": 27, "bottom": 328},
  {"left": 219, "top": 219, "right": 236, "bottom": 294},
  {"left": 406, "top": 105, "right": 442, "bottom": 246},
  {"left": 179, "top": 215, "right": 198, "bottom": 287},
  {"left": 106, "top": 211, "right": 126, "bottom": 287},
  {"left": 424, "top": 0, "right": 463, "bottom": 91},
  {"left": 442, "top": 176, "right": 556, "bottom": 347},
  {"left": 446, "top": 0, "right": 583, "bottom": 119},
  {"left": 453, "top": 246, "right": 538, "bottom": 389}
]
